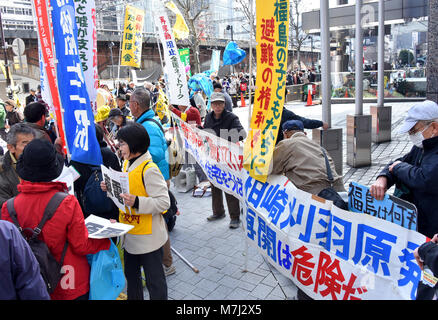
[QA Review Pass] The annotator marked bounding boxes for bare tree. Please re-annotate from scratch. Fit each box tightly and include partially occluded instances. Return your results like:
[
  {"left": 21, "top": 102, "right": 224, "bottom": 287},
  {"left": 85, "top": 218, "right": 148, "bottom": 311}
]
[
  {"left": 173, "top": 0, "right": 210, "bottom": 74},
  {"left": 290, "top": 0, "right": 309, "bottom": 70},
  {"left": 235, "top": 0, "right": 256, "bottom": 38}
]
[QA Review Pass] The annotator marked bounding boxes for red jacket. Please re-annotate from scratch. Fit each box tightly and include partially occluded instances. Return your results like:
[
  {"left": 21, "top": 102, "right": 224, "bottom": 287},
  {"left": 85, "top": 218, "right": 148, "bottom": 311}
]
[
  {"left": 1, "top": 181, "right": 110, "bottom": 300},
  {"left": 171, "top": 106, "right": 202, "bottom": 127}
]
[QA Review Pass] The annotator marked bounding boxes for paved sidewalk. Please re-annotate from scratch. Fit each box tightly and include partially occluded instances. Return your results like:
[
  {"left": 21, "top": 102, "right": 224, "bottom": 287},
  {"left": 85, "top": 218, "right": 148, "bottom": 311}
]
[{"left": 154, "top": 102, "right": 415, "bottom": 300}]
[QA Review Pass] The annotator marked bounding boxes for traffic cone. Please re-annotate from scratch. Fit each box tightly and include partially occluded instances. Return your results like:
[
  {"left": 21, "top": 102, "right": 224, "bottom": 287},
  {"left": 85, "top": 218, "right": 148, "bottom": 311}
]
[
  {"left": 344, "top": 89, "right": 349, "bottom": 98},
  {"left": 240, "top": 92, "right": 246, "bottom": 107},
  {"left": 306, "top": 88, "right": 313, "bottom": 106}
]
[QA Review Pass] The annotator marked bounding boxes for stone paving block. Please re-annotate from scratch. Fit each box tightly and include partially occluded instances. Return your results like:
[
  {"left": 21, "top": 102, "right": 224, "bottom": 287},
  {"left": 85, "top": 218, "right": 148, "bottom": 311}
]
[
  {"left": 168, "top": 288, "right": 187, "bottom": 300},
  {"left": 191, "top": 286, "right": 212, "bottom": 299},
  {"left": 240, "top": 272, "right": 265, "bottom": 287},
  {"left": 196, "top": 278, "right": 220, "bottom": 293},
  {"left": 261, "top": 272, "right": 280, "bottom": 287},
  {"left": 250, "top": 283, "right": 275, "bottom": 300},
  {"left": 218, "top": 274, "right": 241, "bottom": 289},
  {"left": 198, "top": 269, "right": 225, "bottom": 283},
  {"left": 225, "top": 287, "right": 251, "bottom": 300},
  {"left": 269, "top": 284, "right": 286, "bottom": 298},
  {"left": 173, "top": 281, "right": 196, "bottom": 295}
]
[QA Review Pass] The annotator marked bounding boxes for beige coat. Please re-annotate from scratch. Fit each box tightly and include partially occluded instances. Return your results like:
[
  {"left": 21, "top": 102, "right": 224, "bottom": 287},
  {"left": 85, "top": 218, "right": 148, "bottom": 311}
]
[
  {"left": 120, "top": 152, "right": 170, "bottom": 255},
  {"left": 271, "top": 132, "right": 345, "bottom": 195}
]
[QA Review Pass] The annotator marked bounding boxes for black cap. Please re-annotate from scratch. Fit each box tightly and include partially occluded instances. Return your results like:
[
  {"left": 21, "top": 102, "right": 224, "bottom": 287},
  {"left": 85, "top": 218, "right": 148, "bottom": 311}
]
[
  {"left": 108, "top": 108, "right": 124, "bottom": 119},
  {"left": 16, "top": 139, "right": 64, "bottom": 182}
]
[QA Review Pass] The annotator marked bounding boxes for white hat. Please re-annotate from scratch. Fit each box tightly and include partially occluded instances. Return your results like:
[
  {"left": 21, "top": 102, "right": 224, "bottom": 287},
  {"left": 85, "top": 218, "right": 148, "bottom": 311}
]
[{"left": 399, "top": 100, "right": 438, "bottom": 134}]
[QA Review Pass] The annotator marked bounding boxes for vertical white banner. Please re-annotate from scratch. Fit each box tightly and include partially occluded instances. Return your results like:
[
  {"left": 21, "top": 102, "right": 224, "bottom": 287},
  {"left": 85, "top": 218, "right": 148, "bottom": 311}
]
[
  {"left": 154, "top": 11, "right": 190, "bottom": 107},
  {"left": 74, "top": 0, "right": 98, "bottom": 113}
]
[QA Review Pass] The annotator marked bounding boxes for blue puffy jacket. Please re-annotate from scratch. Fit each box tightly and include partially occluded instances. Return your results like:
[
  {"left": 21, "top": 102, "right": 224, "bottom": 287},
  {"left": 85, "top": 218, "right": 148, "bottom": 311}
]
[
  {"left": 378, "top": 135, "right": 438, "bottom": 238},
  {"left": 0, "top": 220, "right": 50, "bottom": 300},
  {"left": 136, "top": 109, "right": 170, "bottom": 181}
]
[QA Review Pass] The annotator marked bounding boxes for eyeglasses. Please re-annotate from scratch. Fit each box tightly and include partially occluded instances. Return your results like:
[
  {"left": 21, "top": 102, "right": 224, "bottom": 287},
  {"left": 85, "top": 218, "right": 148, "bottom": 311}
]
[{"left": 408, "top": 122, "right": 433, "bottom": 135}]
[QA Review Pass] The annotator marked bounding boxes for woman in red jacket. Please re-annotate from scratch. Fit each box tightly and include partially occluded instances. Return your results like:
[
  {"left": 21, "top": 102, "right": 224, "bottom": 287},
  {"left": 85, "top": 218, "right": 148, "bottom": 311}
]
[{"left": 1, "top": 139, "right": 110, "bottom": 300}]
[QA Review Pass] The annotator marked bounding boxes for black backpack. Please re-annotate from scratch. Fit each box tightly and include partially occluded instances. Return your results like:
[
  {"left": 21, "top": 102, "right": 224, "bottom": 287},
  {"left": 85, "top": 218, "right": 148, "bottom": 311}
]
[
  {"left": 164, "top": 190, "right": 178, "bottom": 232},
  {"left": 6, "top": 192, "right": 69, "bottom": 294},
  {"left": 83, "top": 166, "right": 114, "bottom": 214}
]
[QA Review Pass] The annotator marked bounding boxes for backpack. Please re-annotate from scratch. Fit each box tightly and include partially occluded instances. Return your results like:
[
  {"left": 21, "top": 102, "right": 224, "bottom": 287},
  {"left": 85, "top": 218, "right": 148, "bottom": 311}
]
[
  {"left": 83, "top": 166, "right": 114, "bottom": 214},
  {"left": 6, "top": 192, "right": 69, "bottom": 294},
  {"left": 139, "top": 161, "right": 179, "bottom": 232},
  {"left": 164, "top": 190, "right": 178, "bottom": 232}
]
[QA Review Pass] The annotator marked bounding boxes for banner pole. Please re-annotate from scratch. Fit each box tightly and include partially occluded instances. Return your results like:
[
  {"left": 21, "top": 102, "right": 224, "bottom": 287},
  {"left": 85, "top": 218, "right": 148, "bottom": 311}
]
[
  {"left": 117, "top": 1, "right": 126, "bottom": 89},
  {"left": 47, "top": 0, "right": 70, "bottom": 160},
  {"left": 247, "top": 0, "right": 254, "bottom": 130}
]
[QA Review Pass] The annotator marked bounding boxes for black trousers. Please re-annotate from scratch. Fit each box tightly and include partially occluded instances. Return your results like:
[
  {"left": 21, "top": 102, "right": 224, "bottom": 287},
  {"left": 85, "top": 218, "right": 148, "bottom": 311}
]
[
  {"left": 211, "top": 185, "right": 240, "bottom": 220},
  {"left": 124, "top": 247, "right": 168, "bottom": 300}
]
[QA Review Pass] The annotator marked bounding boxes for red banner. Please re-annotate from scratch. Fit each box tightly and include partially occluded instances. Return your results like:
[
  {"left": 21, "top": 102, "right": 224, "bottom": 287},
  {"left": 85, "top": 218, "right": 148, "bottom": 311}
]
[{"left": 33, "top": 0, "right": 66, "bottom": 151}]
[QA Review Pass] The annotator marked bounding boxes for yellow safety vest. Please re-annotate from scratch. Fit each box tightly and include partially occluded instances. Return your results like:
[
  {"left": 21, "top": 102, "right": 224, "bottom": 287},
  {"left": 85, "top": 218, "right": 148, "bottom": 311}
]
[{"left": 119, "top": 159, "right": 156, "bottom": 235}]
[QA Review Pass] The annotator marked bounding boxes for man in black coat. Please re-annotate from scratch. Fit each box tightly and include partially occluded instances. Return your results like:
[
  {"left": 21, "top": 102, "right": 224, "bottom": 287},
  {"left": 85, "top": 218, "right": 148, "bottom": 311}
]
[
  {"left": 25, "top": 89, "right": 38, "bottom": 106},
  {"left": 276, "top": 108, "right": 328, "bottom": 145},
  {"left": 370, "top": 100, "right": 438, "bottom": 239},
  {"left": 203, "top": 92, "right": 246, "bottom": 229}
]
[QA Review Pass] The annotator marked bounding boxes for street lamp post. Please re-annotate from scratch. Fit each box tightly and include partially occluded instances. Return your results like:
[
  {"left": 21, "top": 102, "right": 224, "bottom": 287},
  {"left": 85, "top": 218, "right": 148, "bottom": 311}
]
[
  {"left": 226, "top": 25, "right": 234, "bottom": 74},
  {"left": 226, "top": 25, "right": 234, "bottom": 42}
]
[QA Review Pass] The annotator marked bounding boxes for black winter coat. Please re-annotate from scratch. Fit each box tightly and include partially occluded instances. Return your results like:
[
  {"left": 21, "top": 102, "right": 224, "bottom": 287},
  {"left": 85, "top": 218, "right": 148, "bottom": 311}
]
[
  {"left": 378, "top": 135, "right": 438, "bottom": 238},
  {"left": 203, "top": 110, "right": 246, "bottom": 142},
  {"left": 276, "top": 108, "right": 324, "bottom": 144},
  {"left": 70, "top": 141, "right": 121, "bottom": 220}
]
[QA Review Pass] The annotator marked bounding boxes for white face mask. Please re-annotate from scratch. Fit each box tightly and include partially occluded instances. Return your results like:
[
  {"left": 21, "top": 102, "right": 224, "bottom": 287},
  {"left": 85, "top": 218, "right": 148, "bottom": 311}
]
[
  {"left": 409, "top": 131, "right": 425, "bottom": 148},
  {"left": 409, "top": 124, "right": 431, "bottom": 148}
]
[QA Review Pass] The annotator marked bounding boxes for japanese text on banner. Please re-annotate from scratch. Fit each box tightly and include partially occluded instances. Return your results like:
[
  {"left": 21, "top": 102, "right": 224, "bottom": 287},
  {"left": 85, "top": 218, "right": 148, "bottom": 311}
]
[
  {"left": 73, "top": 0, "right": 98, "bottom": 111},
  {"left": 154, "top": 12, "right": 190, "bottom": 107},
  {"left": 33, "top": 0, "right": 67, "bottom": 151},
  {"left": 173, "top": 110, "right": 427, "bottom": 300},
  {"left": 120, "top": 5, "right": 145, "bottom": 68},
  {"left": 243, "top": 0, "right": 289, "bottom": 183},
  {"left": 51, "top": 0, "right": 103, "bottom": 165}
]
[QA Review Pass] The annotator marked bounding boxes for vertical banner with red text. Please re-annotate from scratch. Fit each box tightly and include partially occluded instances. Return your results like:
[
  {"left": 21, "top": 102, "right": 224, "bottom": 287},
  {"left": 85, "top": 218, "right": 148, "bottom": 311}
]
[
  {"left": 32, "top": 0, "right": 67, "bottom": 152},
  {"left": 243, "top": 0, "right": 289, "bottom": 183}
]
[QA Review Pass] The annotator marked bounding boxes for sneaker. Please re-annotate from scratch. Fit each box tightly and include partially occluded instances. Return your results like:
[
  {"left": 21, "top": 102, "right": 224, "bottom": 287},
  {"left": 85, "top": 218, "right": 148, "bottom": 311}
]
[
  {"left": 164, "top": 264, "right": 176, "bottom": 276},
  {"left": 207, "top": 213, "right": 225, "bottom": 221},
  {"left": 229, "top": 219, "right": 240, "bottom": 229}
]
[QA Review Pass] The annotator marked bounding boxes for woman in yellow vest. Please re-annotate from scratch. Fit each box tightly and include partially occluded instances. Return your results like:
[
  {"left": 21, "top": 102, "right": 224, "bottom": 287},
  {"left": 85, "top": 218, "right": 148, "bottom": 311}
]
[{"left": 101, "top": 123, "right": 170, "bottom": 300}]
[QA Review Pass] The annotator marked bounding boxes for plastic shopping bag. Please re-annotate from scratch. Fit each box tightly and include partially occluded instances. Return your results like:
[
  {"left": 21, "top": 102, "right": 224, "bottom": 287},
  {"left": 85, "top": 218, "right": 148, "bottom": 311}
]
[{"left": 89, "top": 240, "right": 125, "bottom": 300}]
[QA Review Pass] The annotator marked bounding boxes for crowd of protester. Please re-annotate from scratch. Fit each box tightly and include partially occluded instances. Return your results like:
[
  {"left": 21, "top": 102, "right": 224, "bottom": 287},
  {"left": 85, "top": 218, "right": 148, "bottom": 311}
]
[{"left": 0, "top": 68, "right": 437, "bottom": 301}]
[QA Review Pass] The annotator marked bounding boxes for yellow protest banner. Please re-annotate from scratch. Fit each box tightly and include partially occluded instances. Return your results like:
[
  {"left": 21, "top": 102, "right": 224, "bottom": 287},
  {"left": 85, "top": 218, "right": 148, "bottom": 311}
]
[
  {"left": 165, "top": 1, "right": 189, "bottom": 40},
  {"left": 243, "top": 0, "right": 289, "bottom": 183},
  {"left": 121, "top": 5, "right": 145, "bottom": 68}
]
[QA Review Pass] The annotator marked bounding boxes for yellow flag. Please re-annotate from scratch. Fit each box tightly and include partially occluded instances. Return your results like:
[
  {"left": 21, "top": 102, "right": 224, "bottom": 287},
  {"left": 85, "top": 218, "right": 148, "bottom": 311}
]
[
  {"left": 165, "top": 1, "right": 189, "bottom": 40},
  {"left": 243, "top": 0, "right": 289, "bottom": 183},
  {"left": 121, "top": 5, "right": 145, "bottom": 68},
  {"left": 156, "top": 88, "right": 171, "bottom": 123}
]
